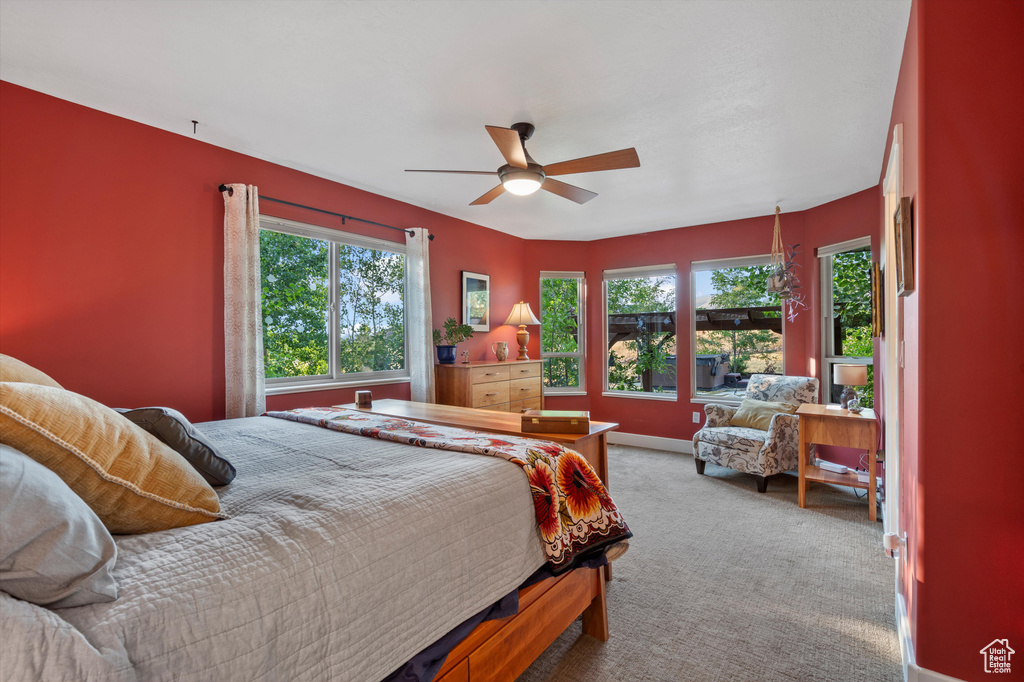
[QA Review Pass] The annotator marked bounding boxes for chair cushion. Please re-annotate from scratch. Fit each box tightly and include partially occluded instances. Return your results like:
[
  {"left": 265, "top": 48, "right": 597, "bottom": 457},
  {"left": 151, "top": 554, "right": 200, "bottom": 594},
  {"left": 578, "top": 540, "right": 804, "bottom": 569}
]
[
  {"left": 0, "top": 383, "right": 224, "bottom": 534},
  {"left": 0, "top": 354, "right": 62, "bottom": 389},
  {"left": 694, "top": 425, "right": 766, "bottom": 458},
  {"left": 730, "top": 398, "right": 797, "bottom": 431}
]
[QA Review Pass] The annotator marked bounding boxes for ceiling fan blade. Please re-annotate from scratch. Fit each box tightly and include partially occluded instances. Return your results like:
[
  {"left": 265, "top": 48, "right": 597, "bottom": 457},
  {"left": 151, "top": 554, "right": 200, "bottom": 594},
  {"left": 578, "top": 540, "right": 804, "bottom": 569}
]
[
  {"left": 541, "top": 178, "right": 597, "bottom": 204},
  {"left": 405, "top": 169, "right": 498, "bottom": 175},
  {"left": 470, "top": 184, "right": 506, "bottom": 205},
  {"left": 542, "top": 148, "right": 640, "bottom": 176},
  {"left": 485, "top": 126, "right": 528, "bottom": 169}
]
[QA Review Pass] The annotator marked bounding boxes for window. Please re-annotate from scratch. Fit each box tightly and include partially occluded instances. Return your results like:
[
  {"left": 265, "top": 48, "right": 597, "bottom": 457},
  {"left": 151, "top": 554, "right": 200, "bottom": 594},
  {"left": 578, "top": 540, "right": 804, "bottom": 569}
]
[
  {"left": 691, "top": 256, "right": 785, "bottom": 401},
  {"left": 819, "top": 238, "right": 873, "bottom": 407},
  {"left": 540, "top": 272, "right": 585, "bottom": 393},
  {"left": 260, "top": 216, "right": 408, "bottom": 391},
  {"left": 603, "top": 265, "right": 677, "bottom": 398}
]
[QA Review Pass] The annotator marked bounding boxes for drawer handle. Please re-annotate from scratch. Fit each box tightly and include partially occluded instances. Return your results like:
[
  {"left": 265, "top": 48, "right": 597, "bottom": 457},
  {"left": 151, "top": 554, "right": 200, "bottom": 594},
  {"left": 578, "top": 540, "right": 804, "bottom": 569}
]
[
  {"left": 520, "top": 388, "right": 530, "bottom": 391},
  {"left": 485, "top": 392, "right": 498, "bottom": 397},
  {"left": 486, "top": 372, "right": 499, "bottom": 376}
]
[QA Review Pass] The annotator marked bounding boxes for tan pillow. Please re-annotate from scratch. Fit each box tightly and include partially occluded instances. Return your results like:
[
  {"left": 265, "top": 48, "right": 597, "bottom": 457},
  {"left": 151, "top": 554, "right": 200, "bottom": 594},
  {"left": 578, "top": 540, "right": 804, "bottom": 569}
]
[
  {"left": 729, "top": 398, "right": 798, "bottom": 431},
  {"left": 0, "top": 354, "right": 63, "bottom": 389},
  {"left": 0, "top": 383, "right": 224, "bottom": 534}
]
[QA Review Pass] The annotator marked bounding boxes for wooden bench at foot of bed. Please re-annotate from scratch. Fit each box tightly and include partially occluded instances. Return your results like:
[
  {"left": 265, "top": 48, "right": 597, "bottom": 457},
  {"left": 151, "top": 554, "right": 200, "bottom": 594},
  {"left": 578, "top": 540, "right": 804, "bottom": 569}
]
[{"left": 434, "top": 564, "right": 608, "bottom": 682}]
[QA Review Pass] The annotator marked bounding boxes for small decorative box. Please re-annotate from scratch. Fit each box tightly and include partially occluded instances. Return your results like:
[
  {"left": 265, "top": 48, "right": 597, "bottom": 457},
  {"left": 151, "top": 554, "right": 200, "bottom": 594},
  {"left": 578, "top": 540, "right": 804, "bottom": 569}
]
[{"left": 521, "top": 410, "right": 591, "bottom": 434}]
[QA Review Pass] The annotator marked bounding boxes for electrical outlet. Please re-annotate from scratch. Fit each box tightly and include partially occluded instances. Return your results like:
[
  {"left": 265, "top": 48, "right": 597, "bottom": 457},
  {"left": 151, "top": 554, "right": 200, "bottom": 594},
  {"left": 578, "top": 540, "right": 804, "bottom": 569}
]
[{"left": 692, "top": 411, "right": 701, "bottom": 424}]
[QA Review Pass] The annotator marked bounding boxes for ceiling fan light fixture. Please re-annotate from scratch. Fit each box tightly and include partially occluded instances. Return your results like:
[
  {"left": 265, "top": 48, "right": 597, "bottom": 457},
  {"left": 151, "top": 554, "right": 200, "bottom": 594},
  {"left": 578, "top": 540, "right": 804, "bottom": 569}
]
[
  {"left": 503, "top": 177, "right": 542, "bottom": 195},
  {"left": 499, "top": 168, "right": 544, "bottom": 196}
]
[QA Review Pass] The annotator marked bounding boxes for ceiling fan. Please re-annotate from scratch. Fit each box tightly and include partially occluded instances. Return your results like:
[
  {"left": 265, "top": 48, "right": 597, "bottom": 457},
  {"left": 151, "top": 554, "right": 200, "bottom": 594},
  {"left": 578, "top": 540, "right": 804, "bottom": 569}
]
[{"left": 406, "top": 122, "right": 640, "bottom": 205}]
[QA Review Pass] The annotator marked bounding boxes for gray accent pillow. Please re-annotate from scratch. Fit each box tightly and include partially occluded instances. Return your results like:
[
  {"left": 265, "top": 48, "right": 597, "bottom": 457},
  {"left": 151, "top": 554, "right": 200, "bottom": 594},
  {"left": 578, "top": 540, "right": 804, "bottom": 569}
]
[
  {"left": 115, "top": 407, "right": 236, "bottom": 486},
  {"left": 0, "top": 444, "right": 118, "bottom": 608}
]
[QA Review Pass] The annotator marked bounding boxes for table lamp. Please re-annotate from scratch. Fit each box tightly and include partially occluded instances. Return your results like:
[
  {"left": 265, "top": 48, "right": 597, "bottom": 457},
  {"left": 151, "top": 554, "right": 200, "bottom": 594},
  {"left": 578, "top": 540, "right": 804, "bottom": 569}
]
[
  {"left": 504, "top": 301, "right": 541, "bottom": 360},
  {"left": 833, "top": 363, "right": 868, "bottom": 409}
]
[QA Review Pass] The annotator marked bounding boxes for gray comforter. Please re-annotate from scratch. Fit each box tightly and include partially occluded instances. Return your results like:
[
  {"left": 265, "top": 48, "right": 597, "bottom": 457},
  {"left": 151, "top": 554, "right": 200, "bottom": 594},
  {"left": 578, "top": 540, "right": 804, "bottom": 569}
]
[{"left": 0, "top": 416, "right": 547, "bottom": 681}]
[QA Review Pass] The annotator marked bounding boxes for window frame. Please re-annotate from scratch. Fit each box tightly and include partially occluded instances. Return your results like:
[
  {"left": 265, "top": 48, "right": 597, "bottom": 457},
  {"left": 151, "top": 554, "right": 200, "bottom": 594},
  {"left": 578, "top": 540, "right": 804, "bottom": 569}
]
[
  {"left": 539, "top": 271, "right": 587, "bottom": 395},
  {"left": 817, "top": 236, "right": 873, "bottom": 405},
  {"left": 690, "top": 254, "right": 786, "bottom": 405},
  {"left": 260, "top": 215, "right": 410, "bottom": 396},
  {"left": 602, "top": 264, "right": 678, "bottom": 401}
]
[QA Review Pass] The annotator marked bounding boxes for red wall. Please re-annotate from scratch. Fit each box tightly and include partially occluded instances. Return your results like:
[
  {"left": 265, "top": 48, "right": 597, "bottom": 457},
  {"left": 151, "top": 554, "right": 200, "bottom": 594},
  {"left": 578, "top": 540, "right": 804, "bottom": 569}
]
[
  {"left": 0, "top": 82, "right": 525, "bottom": 422},
  {"left": 903, "top": 1, "right": 1024, "bottom": 679},
  {"left": 881, "top": 0, "right": 924, "bottom": 654}
]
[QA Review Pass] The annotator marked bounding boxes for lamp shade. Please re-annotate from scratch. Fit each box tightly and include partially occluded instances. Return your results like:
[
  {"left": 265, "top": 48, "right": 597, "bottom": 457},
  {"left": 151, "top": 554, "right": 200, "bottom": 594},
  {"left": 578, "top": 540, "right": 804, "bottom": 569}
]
[
  {"left": 833, "top": 363, "right": 868, "bottom": 387},
  {"left": 504, "top": 301, "right": 541, "bottom": 326}
]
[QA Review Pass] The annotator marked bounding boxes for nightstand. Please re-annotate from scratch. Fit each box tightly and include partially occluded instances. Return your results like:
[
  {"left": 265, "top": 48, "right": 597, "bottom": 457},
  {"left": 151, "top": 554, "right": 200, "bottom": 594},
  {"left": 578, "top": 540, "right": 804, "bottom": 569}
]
[{"left": 796, "top": 404, "right": 879, "bottom": 521}]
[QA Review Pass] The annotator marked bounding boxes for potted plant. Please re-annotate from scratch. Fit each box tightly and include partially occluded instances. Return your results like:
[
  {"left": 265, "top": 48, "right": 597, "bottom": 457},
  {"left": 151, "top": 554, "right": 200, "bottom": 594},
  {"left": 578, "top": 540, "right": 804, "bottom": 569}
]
[{"left": 433, "top": 317, "right": 474, "bottom": 365}]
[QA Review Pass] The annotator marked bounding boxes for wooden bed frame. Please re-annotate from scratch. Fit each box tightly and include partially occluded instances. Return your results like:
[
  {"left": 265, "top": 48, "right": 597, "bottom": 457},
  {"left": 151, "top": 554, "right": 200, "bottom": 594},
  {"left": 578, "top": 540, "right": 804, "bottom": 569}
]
[
  {"left": 342, "top": 400, "right": 616, "bottom": 682},
  {"left": 433, "top": 565, "right": 608, "bottom": 682}
]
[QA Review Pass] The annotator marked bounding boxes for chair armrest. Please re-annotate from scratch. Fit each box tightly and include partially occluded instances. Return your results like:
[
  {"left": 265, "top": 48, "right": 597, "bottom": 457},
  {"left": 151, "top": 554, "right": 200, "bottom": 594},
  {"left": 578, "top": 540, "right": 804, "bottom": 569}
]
[
  {"left": 760, "top": 413, "right": 804, "bottom": 474},
  {"left": 765, "top": 412, "right": 799, "bottom": 441},
  {"left": 703, "top": 403, "right": 738, "bottom": 428}
]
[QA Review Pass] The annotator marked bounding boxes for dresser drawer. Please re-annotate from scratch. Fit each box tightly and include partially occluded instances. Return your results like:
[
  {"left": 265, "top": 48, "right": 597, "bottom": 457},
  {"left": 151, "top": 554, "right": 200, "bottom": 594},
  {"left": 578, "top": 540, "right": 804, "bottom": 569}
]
[
  {"left": 509, "top": 377, "right": 541, "bottom": 401},
  {"left": 509, "top": 362, "right": 541, "bottom": 380},
  {"left": 479, "top": 402, "right": 509, "bottom": 412},
  {"left": 471, "top": 382, "right": 510, "bottom": 408},
  {"left": 470, "top": 365, "right": 511, "bottom": 385},
  {"left": 509, "top": 397, "right": 542, "bottom": 413}
]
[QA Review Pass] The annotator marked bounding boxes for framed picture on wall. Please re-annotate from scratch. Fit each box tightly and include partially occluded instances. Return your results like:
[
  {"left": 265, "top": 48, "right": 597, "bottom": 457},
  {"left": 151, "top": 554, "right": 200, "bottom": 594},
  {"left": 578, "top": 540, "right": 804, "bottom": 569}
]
[
  {"left": 462, "top": 271, "right": 490, "bottom": 332},
  {"left": 871, "top": 261, "right": 884, "bottom": 338},
  {"left": 894, "top": 196, "right": 915, "bottom": 296}
]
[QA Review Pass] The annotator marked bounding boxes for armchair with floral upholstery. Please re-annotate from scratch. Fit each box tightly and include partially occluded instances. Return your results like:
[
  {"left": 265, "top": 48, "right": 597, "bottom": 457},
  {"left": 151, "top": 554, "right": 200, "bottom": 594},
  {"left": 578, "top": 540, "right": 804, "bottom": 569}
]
[{"left": 692, "top": 374, "right": 819, "bottom": 492}]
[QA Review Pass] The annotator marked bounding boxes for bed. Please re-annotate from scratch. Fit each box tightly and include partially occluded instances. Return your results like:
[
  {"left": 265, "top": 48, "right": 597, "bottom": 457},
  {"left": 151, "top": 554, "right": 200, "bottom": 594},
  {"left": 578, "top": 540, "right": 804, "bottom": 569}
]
[{"left": 0, "top": 403, "right": 623, "bottom": 682}]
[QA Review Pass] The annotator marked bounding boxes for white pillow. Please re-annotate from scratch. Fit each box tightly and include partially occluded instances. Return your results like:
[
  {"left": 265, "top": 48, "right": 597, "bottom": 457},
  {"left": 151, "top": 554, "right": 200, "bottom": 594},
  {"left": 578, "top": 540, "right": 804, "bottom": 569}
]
[{"left": 0, "top": 444, "right": 118, "bottom": 608}]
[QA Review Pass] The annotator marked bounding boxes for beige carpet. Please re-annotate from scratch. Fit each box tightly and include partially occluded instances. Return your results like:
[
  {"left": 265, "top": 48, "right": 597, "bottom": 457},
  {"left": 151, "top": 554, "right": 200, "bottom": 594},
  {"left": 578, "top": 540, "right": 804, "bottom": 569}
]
[{"left": 518, "top": 445, "right": 901, "bottom": 682}]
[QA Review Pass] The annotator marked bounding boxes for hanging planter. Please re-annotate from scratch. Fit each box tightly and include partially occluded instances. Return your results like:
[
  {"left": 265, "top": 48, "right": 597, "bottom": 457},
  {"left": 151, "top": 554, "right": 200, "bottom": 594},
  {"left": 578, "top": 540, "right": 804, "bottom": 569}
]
[
  {"left": 766, "top": 206, "right": 793, "bottom": 299},
  {"left": 765, "top": 206, "right": 807, "bottom": 321},
  {"left": 766, "top": 268, "right": 793, "bottom": 299}
]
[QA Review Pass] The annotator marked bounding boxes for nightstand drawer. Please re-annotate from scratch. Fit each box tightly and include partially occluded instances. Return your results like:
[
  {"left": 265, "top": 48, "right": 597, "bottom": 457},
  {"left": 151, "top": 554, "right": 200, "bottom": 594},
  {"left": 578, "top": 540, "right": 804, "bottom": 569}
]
[
  {"left": 470, "top": 365, "right": 511, "bottom": 385},
  {"left": 509, "top": 363, "right": 541, "bottom": 379},
  {"left": 509, "top": 377, "right": 541, "bottom": 400},
  {"left": 472, "top": 382, "right": 510, "bottom": 408}
]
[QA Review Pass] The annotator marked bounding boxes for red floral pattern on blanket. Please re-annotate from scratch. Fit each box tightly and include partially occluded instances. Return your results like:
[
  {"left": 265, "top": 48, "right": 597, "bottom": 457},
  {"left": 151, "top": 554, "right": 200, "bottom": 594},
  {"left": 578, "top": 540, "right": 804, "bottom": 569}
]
[{"left": 264, "top": 407, "right": 631, "bottom": 573}]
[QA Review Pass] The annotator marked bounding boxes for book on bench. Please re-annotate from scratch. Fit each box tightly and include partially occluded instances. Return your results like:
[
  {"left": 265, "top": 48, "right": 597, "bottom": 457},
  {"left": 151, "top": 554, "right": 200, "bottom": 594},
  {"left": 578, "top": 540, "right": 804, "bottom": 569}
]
[{"left": 521, "top": 410, "right": 591, "bottom": 434}]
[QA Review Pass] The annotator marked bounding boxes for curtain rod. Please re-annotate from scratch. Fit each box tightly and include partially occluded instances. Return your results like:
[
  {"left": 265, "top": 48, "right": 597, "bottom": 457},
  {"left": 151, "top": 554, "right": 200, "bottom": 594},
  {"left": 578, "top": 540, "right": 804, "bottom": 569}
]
[{"left": 218, "top": 184, "right": 433, "bottom": 241}]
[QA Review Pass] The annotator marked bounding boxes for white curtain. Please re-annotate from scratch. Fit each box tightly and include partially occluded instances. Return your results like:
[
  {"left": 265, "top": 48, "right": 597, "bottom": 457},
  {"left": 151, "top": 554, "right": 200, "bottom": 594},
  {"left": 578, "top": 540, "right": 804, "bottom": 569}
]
[
  {"left": 405, "top": 227, "right": 435, "bottom": 403},
  {"left": 223, "top": 183, "right": 266, "bottom": 418}
]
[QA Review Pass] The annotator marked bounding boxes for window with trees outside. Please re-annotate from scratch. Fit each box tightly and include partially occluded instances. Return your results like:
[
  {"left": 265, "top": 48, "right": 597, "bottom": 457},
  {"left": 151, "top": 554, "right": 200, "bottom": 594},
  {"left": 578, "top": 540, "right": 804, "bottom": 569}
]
[
  {"left": 540, "top": 272, "right": 585, "bottom": 393},
  {"left": 692, "top": 256, "right": 785, "bottom": 401},
  {"left": 819, "top": 238, "right": 873, "bottom": 407},
  {"left": 604, "top": 265, "right": 677, "bottom": 397},
  {"left": 259, "top": 216, "right": 408, "bottom": 390}
]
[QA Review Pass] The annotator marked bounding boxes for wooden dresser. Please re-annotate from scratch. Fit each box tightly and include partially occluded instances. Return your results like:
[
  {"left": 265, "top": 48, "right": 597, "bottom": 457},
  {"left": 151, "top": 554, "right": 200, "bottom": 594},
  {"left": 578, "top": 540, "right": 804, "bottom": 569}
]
[{"left": 435, "top": 360, "right": 544, "bottom": 412}]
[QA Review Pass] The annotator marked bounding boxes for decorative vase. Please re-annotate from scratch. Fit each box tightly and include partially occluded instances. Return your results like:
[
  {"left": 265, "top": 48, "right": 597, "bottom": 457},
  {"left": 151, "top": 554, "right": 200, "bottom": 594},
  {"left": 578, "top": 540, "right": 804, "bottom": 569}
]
[
  {"left": 436, "top": 345, "right": 457, "bottom": 365},
  {"left": 491, "top": 341, "right": 509, "bottom": 362}
]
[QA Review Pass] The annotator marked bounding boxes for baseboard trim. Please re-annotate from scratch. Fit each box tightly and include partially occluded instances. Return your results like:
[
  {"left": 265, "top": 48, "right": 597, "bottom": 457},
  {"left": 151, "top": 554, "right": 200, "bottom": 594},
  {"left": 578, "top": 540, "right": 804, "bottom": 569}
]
[
  {"left": 897, "top": 590, "right": 965, "bottom": 682},
  {"left": 607, "top": 431, "right": 693, "bottom": 454}
]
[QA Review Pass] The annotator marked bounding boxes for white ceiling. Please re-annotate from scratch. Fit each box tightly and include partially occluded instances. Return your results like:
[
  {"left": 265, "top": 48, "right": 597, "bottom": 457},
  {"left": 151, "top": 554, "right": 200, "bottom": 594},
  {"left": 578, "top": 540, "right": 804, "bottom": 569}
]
[{"left": 0, "top": 0, "right": 910, "bottom": 241}]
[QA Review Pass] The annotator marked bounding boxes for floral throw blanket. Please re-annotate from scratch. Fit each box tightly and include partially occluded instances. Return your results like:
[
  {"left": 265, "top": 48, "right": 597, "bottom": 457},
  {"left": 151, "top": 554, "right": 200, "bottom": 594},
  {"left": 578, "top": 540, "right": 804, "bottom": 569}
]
[{"left": 264, "top": 407, "right": 631, "bottom": 574}]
